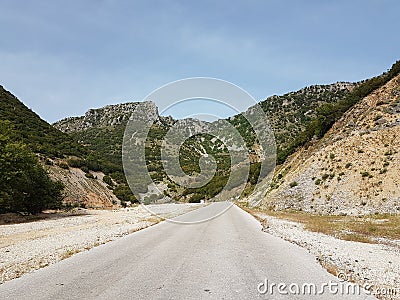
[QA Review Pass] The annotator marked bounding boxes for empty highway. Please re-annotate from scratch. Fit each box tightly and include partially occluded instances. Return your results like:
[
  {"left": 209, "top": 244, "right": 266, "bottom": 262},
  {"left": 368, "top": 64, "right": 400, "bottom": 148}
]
[{"left": 0, "top": 202, "right": 374, "bottom": 299}]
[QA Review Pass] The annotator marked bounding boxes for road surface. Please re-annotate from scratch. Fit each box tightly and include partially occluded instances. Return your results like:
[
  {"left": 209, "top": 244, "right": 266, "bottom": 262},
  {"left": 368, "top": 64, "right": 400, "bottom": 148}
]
[{"left": 0, "top": 202, "right": 374, "bottom": 299}]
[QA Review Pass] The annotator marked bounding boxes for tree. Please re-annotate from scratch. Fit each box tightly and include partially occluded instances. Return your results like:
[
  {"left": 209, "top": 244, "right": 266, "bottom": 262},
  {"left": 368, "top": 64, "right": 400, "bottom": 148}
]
[
  {"left": 113, "top": 184, "right": 138, "bottom": 203},
  {"left": 0, "top": 121, "right": 64, "bottom": 214}
]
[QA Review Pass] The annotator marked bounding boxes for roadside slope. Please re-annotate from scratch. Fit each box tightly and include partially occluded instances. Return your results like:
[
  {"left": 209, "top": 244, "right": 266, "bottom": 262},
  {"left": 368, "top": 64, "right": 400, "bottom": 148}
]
[{"left": 263, "top": 74, "right": 400, "bottom": 215}]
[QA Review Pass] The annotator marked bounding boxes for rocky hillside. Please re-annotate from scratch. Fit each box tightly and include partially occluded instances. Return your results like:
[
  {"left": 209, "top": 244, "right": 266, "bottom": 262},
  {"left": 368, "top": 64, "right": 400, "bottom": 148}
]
[
  {"left": 54, "top": 101, "right": 170, "bottom": 168},
  {"left": 54, "top": 102, "right": 142, "bottom": 132},
  {"left": 0, "top": 86, "right": 120, "bottom": 210},
  {"left": 54, "top": 83, "right": 354, "bottom": 203},
  {"left": 47, "top": 163, "right": 119, "bottom": 208},
  {"left": 257, "top": 82, "right": 356, "bottom": 162},
  {"left": 262, "top": 74, "right": 400, "bottom": 215},
  {"left": 54, "top": 102, "right": 235, "bottom": 203}
]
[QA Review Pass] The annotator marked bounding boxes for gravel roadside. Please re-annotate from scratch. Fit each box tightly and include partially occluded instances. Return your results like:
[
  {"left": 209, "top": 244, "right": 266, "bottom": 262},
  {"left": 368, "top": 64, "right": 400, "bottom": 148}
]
[
  {"left": 252, "top": 211, "right": 400, "bottom": 300},
  {"left": 0, "top": 203, "right": 203, "bottom": 284}
]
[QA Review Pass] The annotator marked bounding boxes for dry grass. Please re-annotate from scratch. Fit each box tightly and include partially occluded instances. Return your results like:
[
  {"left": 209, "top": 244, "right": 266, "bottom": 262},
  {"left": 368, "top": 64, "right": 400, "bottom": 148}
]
[
  {"left": 60, "top": 248, "right": 80, "bottom": 260},
  {"left": 239, "top": 204, "right": 400, "bottom": 243}
]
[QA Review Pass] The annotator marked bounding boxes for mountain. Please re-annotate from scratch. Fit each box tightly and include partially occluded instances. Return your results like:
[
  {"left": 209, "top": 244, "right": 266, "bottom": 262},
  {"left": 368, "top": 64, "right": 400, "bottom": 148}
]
[
  {"left": 230, "top": 82, "right": 356, "bottom": 164},
  {"left": 54, "top": 102, "right": 235, "bottom": 203},
  {"left": 0, "top": 86, "right": 119, "bottom": 210},
  {"left": 54, "top": 82, "right": 356, "bottom": 203},
  {"left": 4, "top": 60, "right": 400, "bottom": 212},
  {"left": 54, "top": 61, "right": 400, "bottom": 210},
  {"left": 261, "top": 66, "right": 400, "bottom": 215}
]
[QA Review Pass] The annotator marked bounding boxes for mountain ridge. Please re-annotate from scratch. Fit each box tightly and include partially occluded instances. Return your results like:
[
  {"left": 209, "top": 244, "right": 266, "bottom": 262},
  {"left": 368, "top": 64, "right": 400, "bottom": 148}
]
[{"left": 53, "top": 81, "right": 356, "bottom": 203}]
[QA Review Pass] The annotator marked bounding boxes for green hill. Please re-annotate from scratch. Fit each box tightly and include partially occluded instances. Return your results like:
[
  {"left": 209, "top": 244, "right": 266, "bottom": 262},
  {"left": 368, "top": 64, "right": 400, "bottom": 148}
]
[
  {"left": 0, "top": 86, "right": 85, "bottom": 158},
  {"left": 0, "top": 86, "right": 133, "bottom": 211}
]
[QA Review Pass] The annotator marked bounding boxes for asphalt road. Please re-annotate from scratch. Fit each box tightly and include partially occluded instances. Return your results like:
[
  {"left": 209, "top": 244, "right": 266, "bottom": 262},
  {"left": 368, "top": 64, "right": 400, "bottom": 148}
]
[{"left": 0, "top": 202, "right": 374, "bottom": 299}]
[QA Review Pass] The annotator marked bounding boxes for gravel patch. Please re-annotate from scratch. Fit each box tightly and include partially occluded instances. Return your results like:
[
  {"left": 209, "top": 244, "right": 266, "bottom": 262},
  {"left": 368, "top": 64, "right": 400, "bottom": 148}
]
[
  {"left": 253, "top": 212, "right": 400, "bottom": 300},
  {"left": 0, "top": 203, "right": 203, "bottom": 283}
]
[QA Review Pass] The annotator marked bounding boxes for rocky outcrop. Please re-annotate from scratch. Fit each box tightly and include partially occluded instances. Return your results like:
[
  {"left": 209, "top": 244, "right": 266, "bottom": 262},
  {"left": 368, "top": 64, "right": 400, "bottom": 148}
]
[{"left": 54, "top": 102, "right": 142, "bottom": 132}]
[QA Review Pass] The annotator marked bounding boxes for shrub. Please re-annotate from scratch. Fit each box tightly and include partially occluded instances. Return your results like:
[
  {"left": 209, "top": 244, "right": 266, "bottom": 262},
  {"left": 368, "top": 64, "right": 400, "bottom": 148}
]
[
  {"left": 189, "top": 194, "right": 203, "bottom": 203},
  {"left": 67, "top": 158, "right": 84, "bottom": 168},
  {"left": 113, "top": 184, "right": 138, "bottom": 203},
  {"left": 44, "top": 158, "right": 53, "bottom": 166},
  {"left": 103, "top": 175, "right": 113, "bottom": 186},
  {"left": 360, "top": 171, "right": 372, "bottom": 178},
  {"left": 289, "top": 181, "right": 298, "bottom": 188},
  {"left": 58, "top": 162, "right": 69, "bottom": 169},
  {"left": 85, "top": 172, "right": 94, "bottom": 179}
]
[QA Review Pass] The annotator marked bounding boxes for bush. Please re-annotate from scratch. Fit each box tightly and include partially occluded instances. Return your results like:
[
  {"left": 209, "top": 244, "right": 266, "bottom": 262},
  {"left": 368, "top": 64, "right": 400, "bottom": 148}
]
[
  {"left": 67, "top": 158, "right": 84, "bottom": 168},
  {"left": 85, "top": 172, "right": 94, "bottom": 179},
  {"left": 379, "top": 168, "right": 387, "bottom": 174},
  {"left": 44, "top": 158, "right": 53, "bottom": 166},
  {"left": 103, "top": 175, "right": 113, "bottom": 186},
  {"left": 189, "top": 194, "right": 203, "bottom": 203},
  {"left": 360, "top": 171, "right": 372, "bottom": 178},
  {"left": 113, "top": 184, "right": 138, "bottom": 203},
  {"left": 58, "top": 162, "right": 69, "bottom": 169},
  {"left": 289, "top": 181, "right": 298, "bottom": 188}
]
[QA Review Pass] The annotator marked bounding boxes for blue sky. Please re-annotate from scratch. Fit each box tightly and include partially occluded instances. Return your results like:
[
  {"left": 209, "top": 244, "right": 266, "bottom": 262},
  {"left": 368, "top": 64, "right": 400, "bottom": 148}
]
[{"left": 0, "top": 0, "right": 399, "bottom": 122}]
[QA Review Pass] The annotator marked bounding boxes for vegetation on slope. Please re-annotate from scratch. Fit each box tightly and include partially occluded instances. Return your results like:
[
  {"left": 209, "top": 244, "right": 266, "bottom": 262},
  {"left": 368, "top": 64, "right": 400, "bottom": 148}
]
[
  {"left": 280, "top": 60, "right": 400, "bottom": 164},
  {"left": 0, "top": 121, "right": 64, "bottom": 213},
  {"left": 53, "top": 61, "right": 400, "bottom": 204},
  {"left": 0, "top": 86, "right": 85, "bottom": 158},
  {"left": 0, "top": 86, "right": 134, "bottom": 208},
  {"left": 54, "top": 84, "right": 357, "bottom": 202}
]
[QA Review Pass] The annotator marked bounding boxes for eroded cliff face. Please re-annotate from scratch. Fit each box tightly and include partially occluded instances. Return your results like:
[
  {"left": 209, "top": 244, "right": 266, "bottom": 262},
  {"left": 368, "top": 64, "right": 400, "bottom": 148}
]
[
  {"left": 263, "top": 75, "right": 400, "bottom": 215},
  {"left": 47, "top": 164, "right": 119, "bottom": 209}
]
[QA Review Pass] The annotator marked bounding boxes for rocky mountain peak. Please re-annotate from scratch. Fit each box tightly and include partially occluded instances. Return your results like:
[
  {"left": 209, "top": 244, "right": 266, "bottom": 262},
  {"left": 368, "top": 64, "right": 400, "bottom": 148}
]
[{"left": 54, "top": 101, "right": 160, "bottom": 133}]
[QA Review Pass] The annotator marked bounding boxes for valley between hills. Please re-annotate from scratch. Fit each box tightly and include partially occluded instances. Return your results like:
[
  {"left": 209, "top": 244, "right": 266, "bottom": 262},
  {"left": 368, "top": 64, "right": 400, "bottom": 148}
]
[{"left": 1, "top": 61, "right": 400, "bottom": 299}]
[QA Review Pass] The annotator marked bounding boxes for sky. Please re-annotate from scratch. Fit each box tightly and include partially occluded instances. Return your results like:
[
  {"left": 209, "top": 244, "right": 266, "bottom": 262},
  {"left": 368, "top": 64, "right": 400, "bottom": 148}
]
[{"left": 0, "top": 0, "right": 399, "bottom": 123}]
